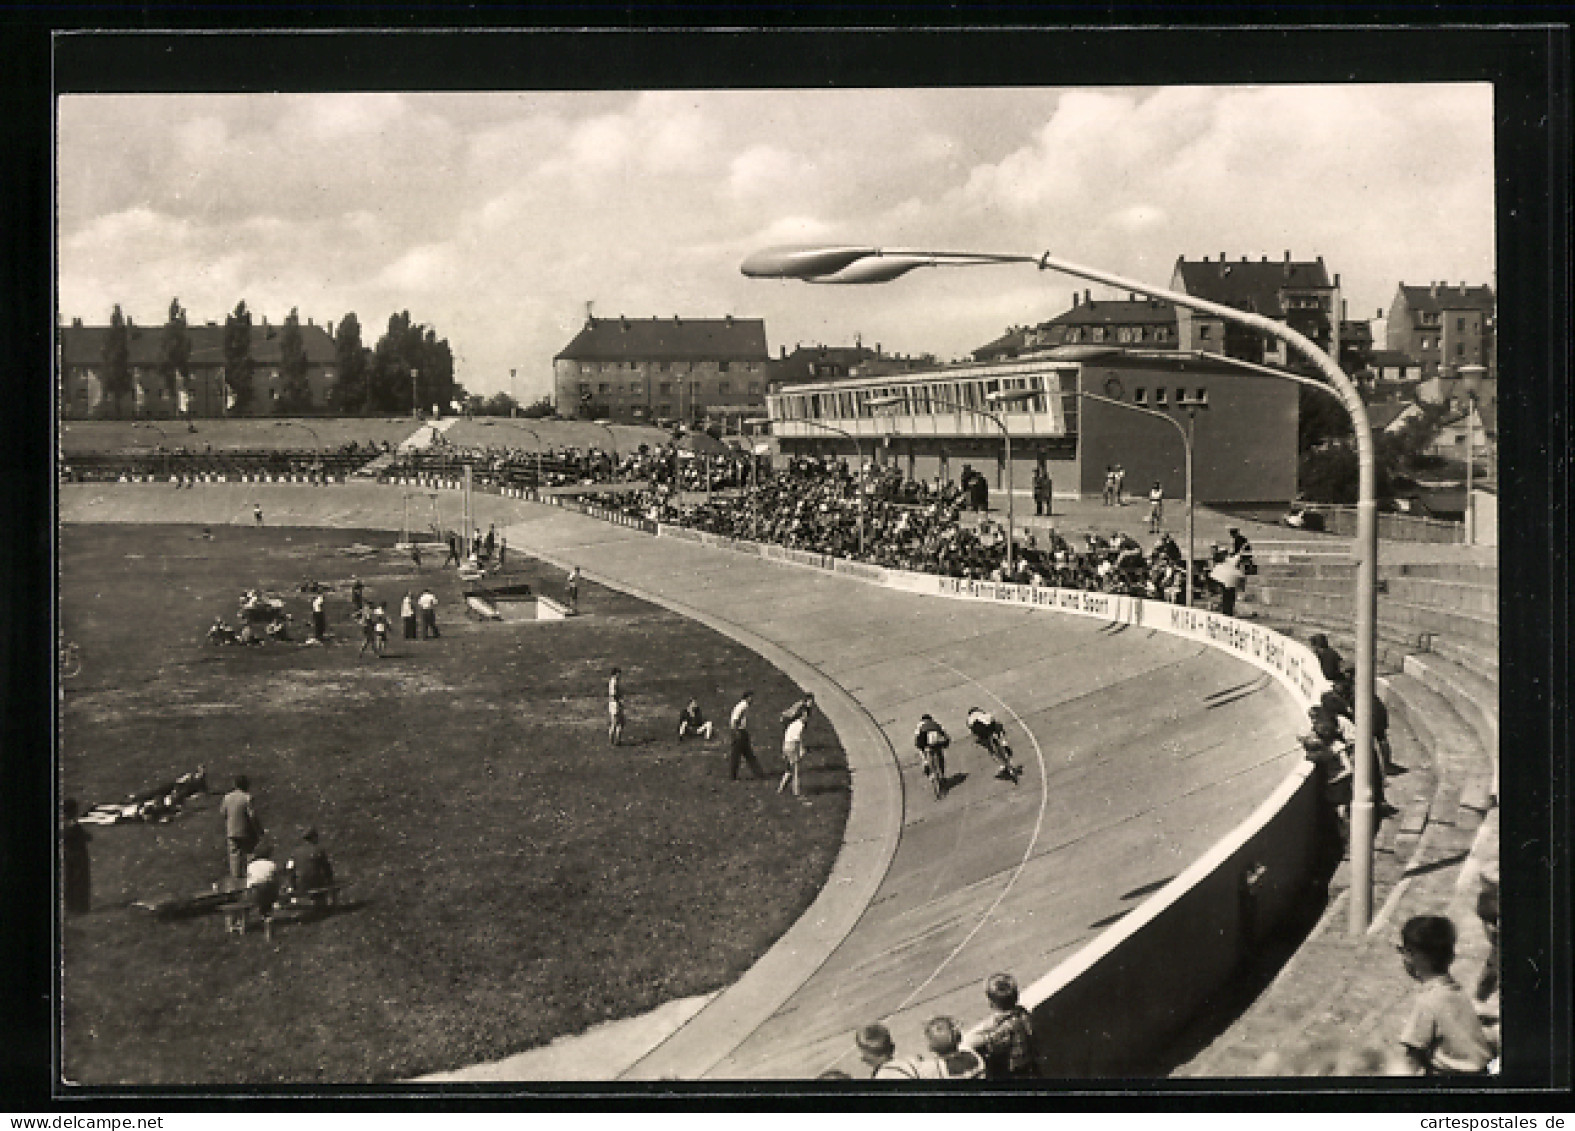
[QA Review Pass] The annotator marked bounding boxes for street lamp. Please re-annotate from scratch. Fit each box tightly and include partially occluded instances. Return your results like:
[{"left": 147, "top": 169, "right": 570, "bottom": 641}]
[
  {"left": 1073, "top": 388, "right": 1203, "bottom": 609},
  {"left": 867, "top": 391, "right": 1020, "bottom": 575},
  {"left": 1458, "top": 365, "right": 1487, "bottom": 545},
  {"left": 743, "top": 242, "right": 1381, "bottom": 935},
  {"left": 479, "top": 419, "right": 546, "bottom": 492},
  {"left": 791, "top": 418, "right": 868, "bottom": 558}
]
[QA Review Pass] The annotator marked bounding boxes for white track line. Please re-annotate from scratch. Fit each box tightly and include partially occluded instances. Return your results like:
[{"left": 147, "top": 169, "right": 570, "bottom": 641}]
[{"left": 821, "top": 654, "right": 1051, "bottom": 1073}]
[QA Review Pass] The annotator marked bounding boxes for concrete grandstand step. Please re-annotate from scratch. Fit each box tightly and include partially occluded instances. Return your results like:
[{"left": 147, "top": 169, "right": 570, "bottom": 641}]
[
  {"left": 1254, "top": 575, "right": 1497, "bottom": 618},
  {"left": 1419, "top": 633, "right": 1498, "bottom": 682},
  {"left": 1377, "top": 672, "right": 1492, "bottom": 806},
  {"left": 1253, "top": 563, "right": 1359, "bottom": 582},
  {"left": 1401, "top": 652, "right": 1498, "bottom": 769},
  {"left": 1253, "top": 587, "right": 1498, "bottom": 650},
  {"left": 1382, "top": 577, "right": 1497, "bottom": 616},
  {"left": 1393, "top": 561, "right": 1499, "bottom": 586}
]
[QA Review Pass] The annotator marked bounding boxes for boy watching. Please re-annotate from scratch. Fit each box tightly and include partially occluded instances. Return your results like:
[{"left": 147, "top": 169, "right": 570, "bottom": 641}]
[{"left": 1396, "top": 914, "right": 1497, "bottom": 1075}]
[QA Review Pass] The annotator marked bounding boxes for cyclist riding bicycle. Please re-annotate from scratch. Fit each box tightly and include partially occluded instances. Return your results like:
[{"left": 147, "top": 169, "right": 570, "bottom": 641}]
[
  {"left": 966, "top": 707, "right": 1021, "bottom": 783},
  {"left": 914, "top": 714, "right": 951, "bottom": 798}
]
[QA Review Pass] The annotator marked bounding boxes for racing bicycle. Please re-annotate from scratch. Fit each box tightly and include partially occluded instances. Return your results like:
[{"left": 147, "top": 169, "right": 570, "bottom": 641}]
[{"left": 979, "top": 728, "right": 1022, "bottom": 785}]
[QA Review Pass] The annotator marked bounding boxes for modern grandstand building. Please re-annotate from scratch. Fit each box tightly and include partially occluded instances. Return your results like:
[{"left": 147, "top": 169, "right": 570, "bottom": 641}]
[{"left": 766, "top": 346, "right": 1299, "bottom": 505}]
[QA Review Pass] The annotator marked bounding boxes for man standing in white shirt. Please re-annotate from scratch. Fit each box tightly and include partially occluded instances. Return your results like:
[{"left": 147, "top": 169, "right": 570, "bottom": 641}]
[{"left": 728, "top": 691, "right": 766, "bottom": 780}]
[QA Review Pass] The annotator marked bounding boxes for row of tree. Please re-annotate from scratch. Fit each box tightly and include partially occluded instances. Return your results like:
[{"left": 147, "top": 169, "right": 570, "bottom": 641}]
[{"left": 94, "top": 299, "right": 464, "bottom": 417}]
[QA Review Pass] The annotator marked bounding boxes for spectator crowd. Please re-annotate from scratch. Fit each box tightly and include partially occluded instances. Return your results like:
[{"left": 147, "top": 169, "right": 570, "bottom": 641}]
[{"left": 574, "top": 455, "right": 1243, "bottom": 604}]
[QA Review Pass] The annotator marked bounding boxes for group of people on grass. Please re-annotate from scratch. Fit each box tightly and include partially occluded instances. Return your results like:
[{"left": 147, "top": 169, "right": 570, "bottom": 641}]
[
  {"left": 219, "top": 774, "right": 336, "bottom": 921},
  {"left": 611, "top": 671, "right": 821, "bottom": 803}
]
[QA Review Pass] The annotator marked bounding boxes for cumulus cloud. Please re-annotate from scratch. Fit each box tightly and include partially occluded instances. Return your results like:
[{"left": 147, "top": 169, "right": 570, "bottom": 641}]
[{"left": 57, "top": 85, "right": 1494, "bottom": 401}]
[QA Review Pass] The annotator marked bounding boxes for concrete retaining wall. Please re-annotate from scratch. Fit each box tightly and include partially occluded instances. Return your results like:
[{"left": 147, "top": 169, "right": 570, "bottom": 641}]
[{"left": 641, "top": 524, "right": 1334, "bottom": 1075}]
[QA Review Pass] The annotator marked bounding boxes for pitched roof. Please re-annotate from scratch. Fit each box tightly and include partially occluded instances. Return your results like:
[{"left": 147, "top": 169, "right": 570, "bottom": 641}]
[
  {"left": 1395, "top": 283, "right": 1496, "bottom": 315},
  {"left": 1173, "top": 255, "right": 1334, "bottom": 318},
  {"left": 60, "top": 322, "right": 336, "bottom": 367},
  {"left": 1046, "top": 298, "right": 1176, "bottom": 327},
  {"left": 769, "top": 344, "right": 878, "bottom": 385},
  {"left": 555, "top": 315, "right": 768, "bottom": 362},
  {"left": 1367, "top": 402, "right": 1415, "bottom": 431}
]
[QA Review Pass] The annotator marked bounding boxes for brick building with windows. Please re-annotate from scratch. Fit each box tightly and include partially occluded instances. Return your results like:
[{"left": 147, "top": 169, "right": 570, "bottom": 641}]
[
  {"left": 59, "top": 317, "right": 338, "bottom": 419},
  {"left": 552, "top": 314, "right": 770, "bottom": 425},
  {"left": 1169, "top": 252, "right": 1341, "bottom": 368},
  {"left": 1385, "top": 281, "right": 1496, "bottom": 382},
  {"left": 972, "top": 293, "right": 1178, "bottom": 363}
]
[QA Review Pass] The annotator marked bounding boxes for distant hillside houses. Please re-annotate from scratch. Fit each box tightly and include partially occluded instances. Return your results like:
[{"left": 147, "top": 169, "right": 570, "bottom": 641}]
[{"left": 59, "top": 316, "right": 338, "bottom": 418}]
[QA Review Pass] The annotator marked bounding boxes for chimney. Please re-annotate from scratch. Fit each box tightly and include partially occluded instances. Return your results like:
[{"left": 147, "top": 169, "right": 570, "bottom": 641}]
[
  {"left": 1084, "top": 289, "right": 1091, "bottom": 304},
  {"left": 1261, "top": 255, "right": 1268, "bottom": 262},
  {"left": 1128, "top": 292, "right": 1137, "bottom": 302},
  {"left": 1284, "top": 250, "right": 1291, "bottom": 262},
  {"left": 1316, "top": 255, "right": 1323, "bottom": 264},
  {"left": 1376, "top": 308, "right": 1383, "bottom": 319},
  {"left": 327, "top": 320, "right": 334, "bottom": 338},
  {"left": 307, "top": 317, "right": 313, "bottom": 326},
  {"left": 1460, "top": 282, "right": 1467, "bottom": 293},
  {"left": 1072, "top": 292, "right": 1079, "bottom": 307},
  {"left": 1333, "top": 273, "right": 1340, "bottom": 289},
  {"left": 1430, "top": 282, "right": 1438, "bottom": 298},
  {"left": 1241, "top": 255, "right": 1248, "bottom": 262},
  {"left": 780, "top": 345, "right": 786, "bottom": 359},
  {"left": 1202, "top": 254, "right": 1209, "bottom": 262},
  {"left": 1341, "top": 299, "right": 1348, "bottom": 320},
  {"left": 725, "top": 313, "right": 734, "bottom": 326},
  {"left": 72, "top": 316, "right": 82, "bottom": 327}
]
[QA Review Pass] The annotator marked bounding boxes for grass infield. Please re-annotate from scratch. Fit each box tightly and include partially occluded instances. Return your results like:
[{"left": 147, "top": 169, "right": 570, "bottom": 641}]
[{"left": 59, "top": 523, "right": 850, "bottom": 1084}]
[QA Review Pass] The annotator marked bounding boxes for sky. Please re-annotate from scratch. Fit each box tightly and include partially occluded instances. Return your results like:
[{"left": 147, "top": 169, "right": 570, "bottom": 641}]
[{"left": 57, "top": 84, "right": 1494, "bottom": 403}]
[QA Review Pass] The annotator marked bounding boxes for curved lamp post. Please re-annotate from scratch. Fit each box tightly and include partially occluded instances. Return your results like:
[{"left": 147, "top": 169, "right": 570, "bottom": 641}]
[
  {"left": 744, "top": 242, "right": 1381, "bottom": 935},
  {"left": 1074, "top": 389, "right": 1201, "bottom": 608},
  {"left": 869, "top": 390, "right": 1020, "bottom": 576},
  {"left": 791, "top": 417, "right": 868, "bottom": 558},
  {"left": 478, "top": 419, "right": 546, "bottom": 490}
]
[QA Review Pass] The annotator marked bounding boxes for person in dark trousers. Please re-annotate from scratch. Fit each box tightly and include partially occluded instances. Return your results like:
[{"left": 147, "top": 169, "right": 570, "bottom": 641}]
[
  {"left": 253, "top": 503, "right": 264, "bottom": 526},
  {"left": 62, "top": 798, "right": 92, "bottom": 914},
  {"left": 220, "top": 775, "right": 263, "bottom": 883},
  {"left": 444, "top": 532, "right": 462, "bottom": 568},
  {"left": 310, "top": 592, "right": 328, "bottom": 642},
  {"left": 727, "top": 691, "right": 767, "bottom": 780},
  {"left": 349, "top": 577, "right": 365, "bottom": 616},
  {"left": 401, "top": 591, "right": 418, "bottom": 640},
  {"left": 1032, "top": 468, "right": 1052, "bottom": 516},
  {"left": 484, "top": 524, "right": 496, "bottom": 558}
]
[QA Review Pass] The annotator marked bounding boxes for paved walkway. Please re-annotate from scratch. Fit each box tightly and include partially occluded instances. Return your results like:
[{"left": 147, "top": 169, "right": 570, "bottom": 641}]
[{"left": 63, "top": 482, "right": 1307, "bottom": 1080}]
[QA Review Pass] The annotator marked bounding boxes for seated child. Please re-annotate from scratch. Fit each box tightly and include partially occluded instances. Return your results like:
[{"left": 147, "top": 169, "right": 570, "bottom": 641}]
[
  {"left": 1396, "top": 914, "right": 1497, "bottom": 1075},
  {"left": 677, "top": 698, "right": 714, "bottom": 741},
  {"left": 287, "top": 827, "right": 335, "bottom": 901}
]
